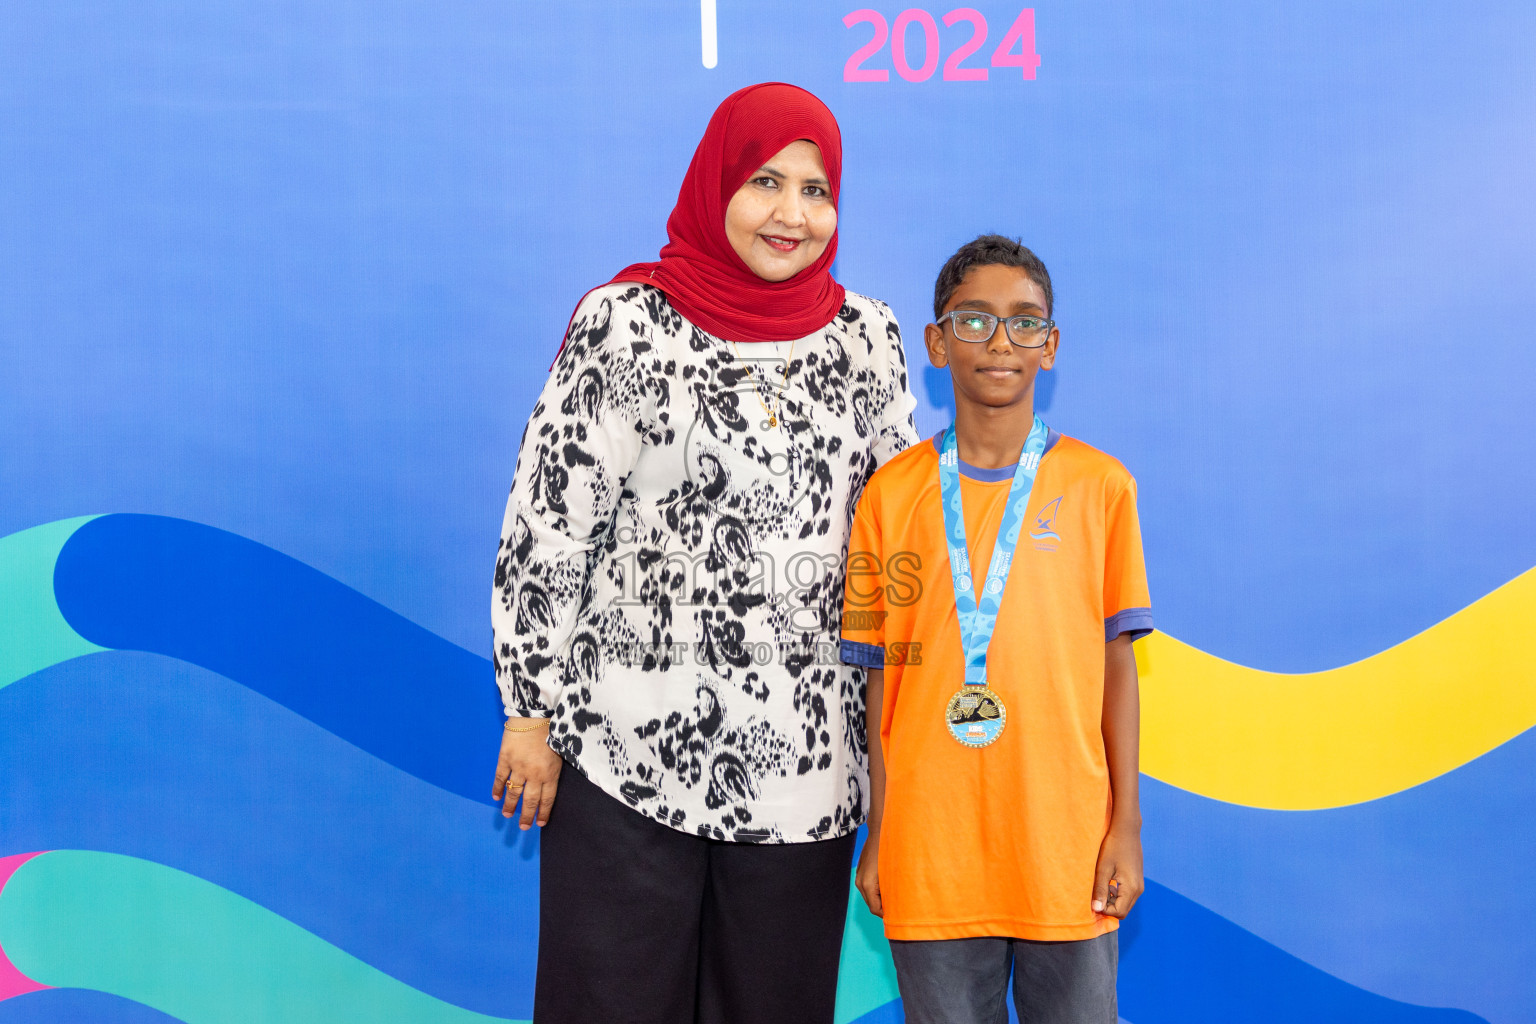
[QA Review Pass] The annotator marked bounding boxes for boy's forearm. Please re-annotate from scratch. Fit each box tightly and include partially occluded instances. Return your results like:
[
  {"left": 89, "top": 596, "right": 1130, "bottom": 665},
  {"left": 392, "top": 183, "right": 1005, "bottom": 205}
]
[
  {"left": 865, "top": 667, "right": 887, "bottom": 833},
  {"left": 1102, "top": 635, "right": 1141, "bottom": 832}
]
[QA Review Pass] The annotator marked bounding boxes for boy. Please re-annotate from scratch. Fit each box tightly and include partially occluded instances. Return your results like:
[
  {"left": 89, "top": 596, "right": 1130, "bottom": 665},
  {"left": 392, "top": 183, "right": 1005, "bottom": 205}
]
[{"left": 841, "top": 235, "right": 1151, "bottom": 1023}]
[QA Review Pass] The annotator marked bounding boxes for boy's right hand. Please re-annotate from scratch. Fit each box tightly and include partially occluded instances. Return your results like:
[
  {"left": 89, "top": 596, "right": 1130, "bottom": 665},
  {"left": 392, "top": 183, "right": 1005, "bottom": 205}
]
[{"left": 856, "top": 828, "right": 883, "bottom": 917}]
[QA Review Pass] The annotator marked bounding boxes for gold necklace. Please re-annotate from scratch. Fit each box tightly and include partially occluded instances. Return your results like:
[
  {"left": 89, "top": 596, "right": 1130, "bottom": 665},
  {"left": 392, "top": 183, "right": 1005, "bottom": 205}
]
[{"left": 731, "top": 338, "right": 796, "bottom": 428}]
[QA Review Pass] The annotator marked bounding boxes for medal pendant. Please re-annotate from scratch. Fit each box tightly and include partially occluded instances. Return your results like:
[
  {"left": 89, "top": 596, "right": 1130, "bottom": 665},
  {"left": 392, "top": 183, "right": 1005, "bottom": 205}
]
[{"left": 944, "top": 686, "right": 1006, "bottom": 748}]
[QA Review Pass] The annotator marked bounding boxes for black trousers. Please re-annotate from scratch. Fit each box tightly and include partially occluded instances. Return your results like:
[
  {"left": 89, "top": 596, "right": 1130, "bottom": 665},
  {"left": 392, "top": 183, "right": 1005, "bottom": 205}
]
[{"left": 534, "top": 763, "right": 857, "bottom": 1024}]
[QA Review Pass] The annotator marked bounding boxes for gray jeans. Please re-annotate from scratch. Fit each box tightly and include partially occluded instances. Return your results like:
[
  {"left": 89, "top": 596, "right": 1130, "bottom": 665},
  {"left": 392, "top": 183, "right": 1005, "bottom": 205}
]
[{"left": 888, "top": 931, "right": 1118, "bottom": 1024}]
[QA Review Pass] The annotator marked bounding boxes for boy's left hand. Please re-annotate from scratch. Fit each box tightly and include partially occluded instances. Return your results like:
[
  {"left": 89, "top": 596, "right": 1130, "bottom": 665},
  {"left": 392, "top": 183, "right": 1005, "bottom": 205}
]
[{"left": 1091, "top": 826, "right": 1144, "bottom": 919}]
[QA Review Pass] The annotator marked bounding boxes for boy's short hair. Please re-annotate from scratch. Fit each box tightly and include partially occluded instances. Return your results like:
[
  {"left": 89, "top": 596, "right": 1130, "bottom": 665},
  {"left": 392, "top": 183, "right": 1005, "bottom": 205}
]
[{"left": 933, "top": 234, "right": 1054, "bottom": 320}]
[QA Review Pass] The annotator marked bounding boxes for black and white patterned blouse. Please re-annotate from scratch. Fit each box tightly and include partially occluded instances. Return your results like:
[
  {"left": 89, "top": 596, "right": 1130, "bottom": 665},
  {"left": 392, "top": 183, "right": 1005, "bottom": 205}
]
[{"left": 493, "top": 282, "right": 918, "bottom": 842}]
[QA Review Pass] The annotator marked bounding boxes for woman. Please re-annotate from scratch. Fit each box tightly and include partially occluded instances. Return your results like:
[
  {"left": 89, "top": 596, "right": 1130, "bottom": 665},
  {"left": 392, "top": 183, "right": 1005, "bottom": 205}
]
[{"left": 492, "top": 82, "right": 918, "bottom": 1024}]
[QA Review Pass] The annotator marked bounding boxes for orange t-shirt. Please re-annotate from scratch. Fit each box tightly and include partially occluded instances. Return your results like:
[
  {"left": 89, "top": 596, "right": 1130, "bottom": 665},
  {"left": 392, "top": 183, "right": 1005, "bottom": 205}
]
[{"left": 841, "top": 431, "right": 1152, "bottom": 941}]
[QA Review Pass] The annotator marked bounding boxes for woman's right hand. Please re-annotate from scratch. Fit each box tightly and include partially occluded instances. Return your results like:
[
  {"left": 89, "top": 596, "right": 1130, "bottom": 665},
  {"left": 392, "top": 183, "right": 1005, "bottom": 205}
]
[
  {"left": 493, "top": 719, "right": 564, "bottom": 830},
  {"left": 855, "top": 828, "right": 883, "bottom": 917}
]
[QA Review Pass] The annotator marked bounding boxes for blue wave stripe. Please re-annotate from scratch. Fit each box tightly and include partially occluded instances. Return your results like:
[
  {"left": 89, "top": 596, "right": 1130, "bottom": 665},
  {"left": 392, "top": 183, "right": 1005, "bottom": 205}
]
[
  {"left": 1142, "top": 726, "right": 1536, "bottom": 1024},
  {"left": 0, "top": 653, "right": 536, "bottom": 1017},
  {"left": 52, "top": 514, "right": 502, "bottom": 801},
  {"left": 848, "top": 1001, "right": 904, "bottom": 1024},
  {"left": 1120, "top": 883, "right": 1485, "bottom": 1024},
  {"left": 0, "top": 989, "right": 184, "bottom": 1023}
]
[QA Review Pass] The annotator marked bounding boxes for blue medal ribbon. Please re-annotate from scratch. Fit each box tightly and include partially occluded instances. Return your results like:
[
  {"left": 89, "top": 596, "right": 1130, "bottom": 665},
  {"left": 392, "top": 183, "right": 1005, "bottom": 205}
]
[{"left": 938, "top": 416, "right": 1050, "bottom": 688}]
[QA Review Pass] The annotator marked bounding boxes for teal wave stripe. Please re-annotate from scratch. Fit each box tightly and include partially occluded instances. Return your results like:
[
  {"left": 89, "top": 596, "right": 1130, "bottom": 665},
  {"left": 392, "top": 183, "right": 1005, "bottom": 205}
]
[
  {"left": 834, "top": 878, "right": 899, "bottom": 1024},
  {"left": 0, "top": 518, "right": 103, "bottom": 689},
  {"left": 0, "top": 851, "right": 528, "bottom": 1024}
]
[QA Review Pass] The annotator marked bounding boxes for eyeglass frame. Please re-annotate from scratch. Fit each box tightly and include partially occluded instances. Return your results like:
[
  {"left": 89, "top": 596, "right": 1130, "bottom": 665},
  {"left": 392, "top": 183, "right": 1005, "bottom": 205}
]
[{"left": 934, "top": 309, "right": 1055, "bottom": 349}]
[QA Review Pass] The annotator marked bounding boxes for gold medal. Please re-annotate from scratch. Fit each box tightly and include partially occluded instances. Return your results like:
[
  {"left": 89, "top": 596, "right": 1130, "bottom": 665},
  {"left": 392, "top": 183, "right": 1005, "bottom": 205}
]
[{"left": 945, "top": 686, "right": 1006, "bottom": 748}]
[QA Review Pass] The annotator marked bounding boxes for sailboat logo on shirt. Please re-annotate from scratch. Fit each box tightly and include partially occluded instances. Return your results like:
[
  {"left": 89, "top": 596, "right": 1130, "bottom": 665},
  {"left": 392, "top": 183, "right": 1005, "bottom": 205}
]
[{"left": 1030, "top": 496, "right": 1064, "bottom": 542}]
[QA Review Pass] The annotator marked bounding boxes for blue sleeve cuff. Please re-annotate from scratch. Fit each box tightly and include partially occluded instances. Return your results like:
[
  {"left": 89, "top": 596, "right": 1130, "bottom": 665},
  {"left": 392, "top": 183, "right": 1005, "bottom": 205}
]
[
  {"left": 840, "top": 638, "right": 886, "bottom": 667},
  {"left": 1105, "top": 607, "right": 1154, "bottom": 642}
]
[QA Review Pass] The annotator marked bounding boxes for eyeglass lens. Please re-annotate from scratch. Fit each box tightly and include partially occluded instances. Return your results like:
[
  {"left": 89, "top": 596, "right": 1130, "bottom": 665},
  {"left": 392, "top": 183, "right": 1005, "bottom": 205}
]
[{"left": 951, "top": 312, "right": 1048, "bottom": 345}]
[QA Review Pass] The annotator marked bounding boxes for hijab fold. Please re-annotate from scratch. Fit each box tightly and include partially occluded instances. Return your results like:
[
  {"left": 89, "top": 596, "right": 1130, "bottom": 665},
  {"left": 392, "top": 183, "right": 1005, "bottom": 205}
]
[{"left": 561, "top": 83, "right": 846, "bottom": 355}]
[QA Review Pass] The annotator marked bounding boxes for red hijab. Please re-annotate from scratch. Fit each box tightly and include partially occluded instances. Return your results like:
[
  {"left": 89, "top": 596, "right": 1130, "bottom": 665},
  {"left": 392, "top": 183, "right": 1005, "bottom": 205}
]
[{"left": 562, "top": 83, "right": 846, "bottom": 354}]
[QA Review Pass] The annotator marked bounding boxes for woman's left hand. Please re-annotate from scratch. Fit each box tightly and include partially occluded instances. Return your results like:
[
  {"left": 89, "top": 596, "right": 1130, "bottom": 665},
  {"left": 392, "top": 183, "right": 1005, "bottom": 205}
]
[{"left": 493, "top": 720, "right": 564, "bottom": 830}]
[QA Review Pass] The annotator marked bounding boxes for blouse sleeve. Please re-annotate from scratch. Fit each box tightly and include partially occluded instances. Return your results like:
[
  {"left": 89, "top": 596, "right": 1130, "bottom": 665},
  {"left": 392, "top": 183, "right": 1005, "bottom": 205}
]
[
  {"left": 839, "top": 480, "right": 888, "bottom": 669},
  {"left": 492, "top": 289, "right": 648, "bottom": 717},
  {"left": 868, "top": 299, "right": 920, "bottom": 467}
]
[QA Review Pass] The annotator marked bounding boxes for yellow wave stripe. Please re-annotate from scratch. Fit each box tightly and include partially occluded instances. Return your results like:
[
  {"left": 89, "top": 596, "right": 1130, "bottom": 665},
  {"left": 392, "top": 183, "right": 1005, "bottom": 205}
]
[{"left": 1137, "top": 566, "right": 1536, "bottom": 810}]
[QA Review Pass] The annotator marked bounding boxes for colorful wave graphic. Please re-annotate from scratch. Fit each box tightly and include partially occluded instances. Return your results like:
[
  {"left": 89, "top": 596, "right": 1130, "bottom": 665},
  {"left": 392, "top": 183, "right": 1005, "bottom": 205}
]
[
  {"left": 0, "top": 858, "right": 44, "bottom": 1004},
  {"left": 43, "top": 514, "right": 498, "bottom": 801},
  {"left": 0, "top": 851, "right": 523, "bottom": 1024},
  {"left": 8, "top": 515, "right": 1532, "bottom": 811},
  {"left": 0, "top": 514, "right": 1520, "bottom": 1022},
  {"left": 1137, "top": 566, "right": 1536, "bottom": 809},
  {"left": 2, "top": 650, "right": 1501, "bottom": 1022},
  {"left": 0, "top": 517, "right": 104, "bottom": 689},
  {"left": 0, "top": 653, "right": 539, "bottom": 1014},
  {"left": 1139, "top": 727, "right": 1536, "bottom": 1024}
]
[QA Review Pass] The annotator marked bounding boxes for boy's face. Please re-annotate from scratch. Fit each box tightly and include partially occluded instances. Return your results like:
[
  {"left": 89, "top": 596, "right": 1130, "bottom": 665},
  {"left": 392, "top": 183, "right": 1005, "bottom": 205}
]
[{"left": 924, "top": 264, "right": 1059, "bottom": 412}]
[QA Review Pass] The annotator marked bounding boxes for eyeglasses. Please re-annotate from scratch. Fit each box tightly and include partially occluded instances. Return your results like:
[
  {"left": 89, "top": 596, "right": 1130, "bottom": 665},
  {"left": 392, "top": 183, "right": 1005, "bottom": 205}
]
[{"left": 936, "top": 310, "right": 1054, "bottom": 348}]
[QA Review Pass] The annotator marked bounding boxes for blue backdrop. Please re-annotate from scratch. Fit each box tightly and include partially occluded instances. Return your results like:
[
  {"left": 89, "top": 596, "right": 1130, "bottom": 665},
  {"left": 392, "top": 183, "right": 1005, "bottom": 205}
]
[{"left": 2, "top": 2, "right": 1533, "bottom": 1022}]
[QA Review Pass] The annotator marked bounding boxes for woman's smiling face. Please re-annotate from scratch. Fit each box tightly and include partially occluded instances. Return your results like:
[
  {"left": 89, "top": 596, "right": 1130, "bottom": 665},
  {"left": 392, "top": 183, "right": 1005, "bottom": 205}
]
[{"left": 724, "top": 140, "right": 837, "bottom": 282}]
